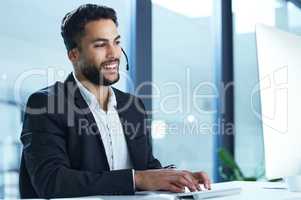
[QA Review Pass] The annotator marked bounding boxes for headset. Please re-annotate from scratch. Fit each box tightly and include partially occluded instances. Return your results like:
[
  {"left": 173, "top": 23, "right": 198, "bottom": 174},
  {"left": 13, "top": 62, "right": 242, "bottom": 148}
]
[{"left": 121, "top": 48, "right": 129, "bottom": 71}]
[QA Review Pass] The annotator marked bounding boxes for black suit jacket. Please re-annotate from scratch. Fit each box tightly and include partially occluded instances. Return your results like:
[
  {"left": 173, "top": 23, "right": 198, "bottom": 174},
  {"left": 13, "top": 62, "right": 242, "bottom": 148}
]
[{"left": 19, "top": 73, "right": 161, "bottom": 199}]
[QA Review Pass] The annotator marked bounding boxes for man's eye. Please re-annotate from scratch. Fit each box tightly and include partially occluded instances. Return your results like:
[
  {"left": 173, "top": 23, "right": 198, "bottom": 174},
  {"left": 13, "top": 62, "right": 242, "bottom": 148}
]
[
  {"left": 94, "top": 43, "right": 106, "bottom": 48},
  {"left": 116, "top": 41, "right": 121, "bottom": 45}
]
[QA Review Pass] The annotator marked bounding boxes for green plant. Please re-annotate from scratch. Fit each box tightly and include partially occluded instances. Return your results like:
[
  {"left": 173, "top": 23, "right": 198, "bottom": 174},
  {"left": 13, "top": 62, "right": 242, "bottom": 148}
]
[{"left": 218, "top": 148, "right": 257, "bottom": 181}]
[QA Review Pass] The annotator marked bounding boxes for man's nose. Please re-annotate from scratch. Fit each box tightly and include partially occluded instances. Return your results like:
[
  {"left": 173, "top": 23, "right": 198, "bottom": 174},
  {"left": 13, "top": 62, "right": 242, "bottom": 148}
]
[{"left": 106, "top": 44, "right": 120, "bottom": 59}]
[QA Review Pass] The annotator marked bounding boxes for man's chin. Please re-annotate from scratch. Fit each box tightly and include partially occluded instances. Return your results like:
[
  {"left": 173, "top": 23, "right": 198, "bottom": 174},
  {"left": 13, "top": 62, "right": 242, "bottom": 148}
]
[
  {"left": 81, "top": 68, "right": 120, "bottom": 86},
  {"left": 102, "top": 75, "right": 120, "bottom": 86}
]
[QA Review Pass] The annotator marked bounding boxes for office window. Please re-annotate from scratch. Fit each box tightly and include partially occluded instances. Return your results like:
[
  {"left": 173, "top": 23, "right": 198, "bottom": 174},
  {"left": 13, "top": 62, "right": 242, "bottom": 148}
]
[
  {"left": 233, "top": 0, "right": 301, "bottom": 177},
  {"left": 151, "top": 0, "right": 215, "bottom": 178}
]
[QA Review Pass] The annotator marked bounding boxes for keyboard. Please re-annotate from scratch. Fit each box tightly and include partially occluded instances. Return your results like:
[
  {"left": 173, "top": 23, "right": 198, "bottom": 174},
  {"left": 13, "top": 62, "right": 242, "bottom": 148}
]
[
  {"left": 174, "top": 187, "right": 242, "bottom": 199},
  {"left": 136, "top": 187, "right": 242, "bottom": 199}
]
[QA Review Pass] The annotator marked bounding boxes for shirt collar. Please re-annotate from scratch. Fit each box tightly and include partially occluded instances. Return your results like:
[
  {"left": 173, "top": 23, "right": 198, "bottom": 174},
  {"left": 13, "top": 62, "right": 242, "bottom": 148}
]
[{"left": 72, "top": 72, "right": 117, "bottom": 110}]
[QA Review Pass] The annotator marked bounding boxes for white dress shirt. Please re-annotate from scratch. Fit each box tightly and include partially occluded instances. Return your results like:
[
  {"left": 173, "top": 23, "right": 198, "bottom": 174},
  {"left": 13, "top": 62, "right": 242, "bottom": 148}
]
[{"left": 73, "top": 73, "right": 135, "bottom": 187}]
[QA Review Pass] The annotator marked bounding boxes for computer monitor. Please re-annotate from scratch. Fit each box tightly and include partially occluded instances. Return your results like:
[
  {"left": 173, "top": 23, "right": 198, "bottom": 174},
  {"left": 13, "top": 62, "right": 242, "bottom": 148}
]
[{"left": 255, "top": 24, "right": 301, "bottom": 180}]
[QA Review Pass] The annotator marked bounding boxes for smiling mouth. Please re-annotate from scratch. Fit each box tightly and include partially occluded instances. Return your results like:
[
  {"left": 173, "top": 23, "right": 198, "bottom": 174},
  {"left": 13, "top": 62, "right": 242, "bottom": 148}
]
[{"left": 102, "top": 61, "right": 119, "bottom": 72}]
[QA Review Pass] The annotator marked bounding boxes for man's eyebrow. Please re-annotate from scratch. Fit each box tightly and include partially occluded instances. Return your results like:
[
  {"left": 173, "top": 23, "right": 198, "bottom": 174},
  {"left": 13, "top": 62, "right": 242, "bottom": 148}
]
[{"left": 91, "top": 35, "right": 121, "bottom": 43}]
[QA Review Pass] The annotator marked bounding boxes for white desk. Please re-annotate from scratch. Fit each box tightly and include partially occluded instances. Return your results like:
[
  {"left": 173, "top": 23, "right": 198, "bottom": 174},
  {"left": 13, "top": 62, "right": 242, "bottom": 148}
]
[
  {"left": 53, "top": 181, "right": 301, "bottom": 200},
  {"left": 208, "top": 181, "right": 301, "bottom": 200}
]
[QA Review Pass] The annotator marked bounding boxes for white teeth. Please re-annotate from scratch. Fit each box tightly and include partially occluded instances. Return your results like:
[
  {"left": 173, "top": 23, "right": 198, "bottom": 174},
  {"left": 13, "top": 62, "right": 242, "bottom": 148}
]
[{"left": 104, "top": 63, "right": 117, "bottom": 69}]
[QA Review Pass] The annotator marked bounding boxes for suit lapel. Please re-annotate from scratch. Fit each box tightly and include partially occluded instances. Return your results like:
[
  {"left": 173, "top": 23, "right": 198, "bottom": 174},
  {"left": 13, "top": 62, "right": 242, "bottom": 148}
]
[
  {"left": 64, "top": 73, "right": 109, "bottom": 169},
  {"left": 64, "top": 74, "right": 145, "bottom": 170},
  {"left": 113, "top": 88, "right": 144, "bottom": 169}
]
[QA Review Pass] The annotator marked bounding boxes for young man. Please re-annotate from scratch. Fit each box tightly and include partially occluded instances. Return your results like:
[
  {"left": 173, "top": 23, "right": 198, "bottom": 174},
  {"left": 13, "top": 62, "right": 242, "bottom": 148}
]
[{"left": 19, "top": 4, "right": 211, "bottom": 198}]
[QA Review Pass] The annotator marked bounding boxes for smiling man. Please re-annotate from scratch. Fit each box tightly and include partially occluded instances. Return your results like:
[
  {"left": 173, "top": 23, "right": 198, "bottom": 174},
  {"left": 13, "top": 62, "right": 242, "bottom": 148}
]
[{"left": 19, "top": 4, "right": 211, "bottom": 198}]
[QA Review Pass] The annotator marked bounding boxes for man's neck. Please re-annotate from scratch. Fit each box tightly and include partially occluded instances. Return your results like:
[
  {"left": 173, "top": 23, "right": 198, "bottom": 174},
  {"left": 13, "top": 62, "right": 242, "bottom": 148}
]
[{"left": 74, "top": 71, "right": 110, "bottom": 111}]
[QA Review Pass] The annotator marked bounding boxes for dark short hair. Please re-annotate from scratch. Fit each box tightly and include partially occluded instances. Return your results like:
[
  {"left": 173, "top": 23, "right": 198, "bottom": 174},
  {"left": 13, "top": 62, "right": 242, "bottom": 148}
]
[{"left": 61, "top": 4, "right": 118, "bottom": 52}]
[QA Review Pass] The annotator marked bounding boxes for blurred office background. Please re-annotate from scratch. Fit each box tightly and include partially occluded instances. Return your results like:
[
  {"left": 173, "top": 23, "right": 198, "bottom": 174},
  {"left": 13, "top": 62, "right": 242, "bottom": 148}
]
[{"left": 0, "top": 0, "right": 301, "bottom": 198}]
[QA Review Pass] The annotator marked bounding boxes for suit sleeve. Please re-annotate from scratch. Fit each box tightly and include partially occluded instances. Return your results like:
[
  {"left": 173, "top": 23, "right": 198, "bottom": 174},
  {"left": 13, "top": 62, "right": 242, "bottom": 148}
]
[
  {"left": 137, "top": 98, "right": 162, "bottom": 169},
  {"left": 21, "top": 92, "right": 135, "bottom": 198}
]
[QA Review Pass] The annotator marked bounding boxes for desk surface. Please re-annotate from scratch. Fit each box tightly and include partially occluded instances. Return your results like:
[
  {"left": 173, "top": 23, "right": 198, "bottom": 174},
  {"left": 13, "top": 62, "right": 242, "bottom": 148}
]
[
  {"left": 207, "top": 181, "right": 300, "bottom": 200},
  {"left": 52, "top": 181, "right": 301, "bottom": 200}
]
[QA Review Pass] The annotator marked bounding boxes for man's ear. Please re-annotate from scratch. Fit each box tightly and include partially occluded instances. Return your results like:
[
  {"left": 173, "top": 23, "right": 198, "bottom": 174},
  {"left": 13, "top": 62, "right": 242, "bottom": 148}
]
[{"left": 68, "top": 48, "right": 80, "bottom": 63}]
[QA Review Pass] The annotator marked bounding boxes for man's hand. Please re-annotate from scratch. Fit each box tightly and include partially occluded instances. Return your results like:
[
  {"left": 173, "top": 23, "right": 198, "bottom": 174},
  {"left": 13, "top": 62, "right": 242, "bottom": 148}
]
[
  {"left": 192, "top": 171, "right": 211, "bottom": 190},
  {"left": 134, "top": 169, "right": 211, "bottom": 193}
]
